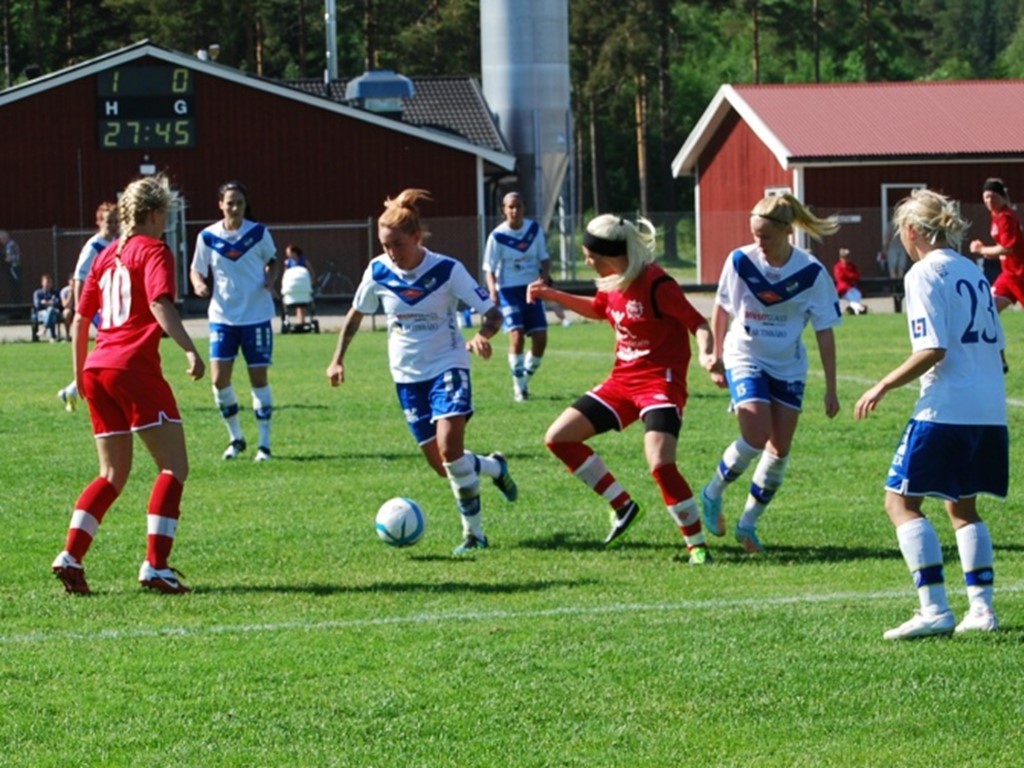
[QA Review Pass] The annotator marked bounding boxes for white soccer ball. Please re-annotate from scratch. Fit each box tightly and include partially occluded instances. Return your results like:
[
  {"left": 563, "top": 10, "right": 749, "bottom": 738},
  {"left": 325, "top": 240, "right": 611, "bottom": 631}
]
[{"left": 375, "top": 497, "right": 426, "bottom": 547}]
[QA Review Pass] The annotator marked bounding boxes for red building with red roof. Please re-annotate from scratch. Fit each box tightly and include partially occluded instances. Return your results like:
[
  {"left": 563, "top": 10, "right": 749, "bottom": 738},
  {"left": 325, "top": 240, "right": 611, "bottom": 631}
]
[{"left": 673, "top": 81, "right": 1024, "bottom": 282}]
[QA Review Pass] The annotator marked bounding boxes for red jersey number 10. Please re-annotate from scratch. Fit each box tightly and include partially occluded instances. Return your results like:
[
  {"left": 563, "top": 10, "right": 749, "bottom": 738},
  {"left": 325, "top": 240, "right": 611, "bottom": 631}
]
[{"left": 98, "top": 263, "right": 133, "bottom": 328}]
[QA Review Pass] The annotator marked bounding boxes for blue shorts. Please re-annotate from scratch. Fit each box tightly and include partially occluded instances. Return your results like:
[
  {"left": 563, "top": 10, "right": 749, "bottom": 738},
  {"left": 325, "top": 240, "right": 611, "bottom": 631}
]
[
  {"left": 396, "top": 368, "right": 473, "bottom": 445},
  {"left": 498, "top": 285, "right": 548, "bottom": 335},
  {"left": 886, "top": 420, "right": 1009, "bottom": 501},
  {"left": 209, "top": 320, "right": 273, "bottom": 367},
  {"left": 725, "top": 363, "right": 804, "bottom": 411}
]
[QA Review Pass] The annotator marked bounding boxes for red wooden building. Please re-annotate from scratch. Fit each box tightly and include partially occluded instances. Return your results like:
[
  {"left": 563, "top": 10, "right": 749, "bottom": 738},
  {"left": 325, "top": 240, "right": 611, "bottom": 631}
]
[
  {"left": 0, "top": 41, "right": 515, "bottom": 303},
  {"left": 672, "top": 81, "right": 1024, "bottom": 282}
]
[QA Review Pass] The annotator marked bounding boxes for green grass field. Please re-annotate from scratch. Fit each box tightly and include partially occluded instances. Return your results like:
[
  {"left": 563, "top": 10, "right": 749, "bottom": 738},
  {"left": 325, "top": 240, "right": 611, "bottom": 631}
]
[{"left": 2, "top": 311, "right": 1023, "bottom": 767}]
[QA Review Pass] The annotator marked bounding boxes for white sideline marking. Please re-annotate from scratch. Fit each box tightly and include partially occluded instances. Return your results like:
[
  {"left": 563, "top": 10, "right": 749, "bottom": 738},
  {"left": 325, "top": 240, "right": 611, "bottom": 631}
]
[{"left": 3, "top": 583, "right": 1023, "bottom": 645}]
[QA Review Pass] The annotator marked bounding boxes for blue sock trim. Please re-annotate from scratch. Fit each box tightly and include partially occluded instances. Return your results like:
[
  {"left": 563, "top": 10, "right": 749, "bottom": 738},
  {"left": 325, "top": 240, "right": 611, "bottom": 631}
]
[
  {"left": 718, "top": 460, "right": 741, "bottom": 483},
  {"left": 749, "top": 481, "right": 775, "bottom": 504},
  {"left": 457, "top": 497, "right": 481, "bottom": 517},
  {"left": 964, "top": 568, "right": 994, "bottom": 587},
  {"left": 254, "top": 405, "right": 273, "bottom": 420},
  {"left": 913, "top": 564, "right": 945, "bottom": 588},
  {"left": 219, "top": 403, "right": 239, "bottom": 418}
]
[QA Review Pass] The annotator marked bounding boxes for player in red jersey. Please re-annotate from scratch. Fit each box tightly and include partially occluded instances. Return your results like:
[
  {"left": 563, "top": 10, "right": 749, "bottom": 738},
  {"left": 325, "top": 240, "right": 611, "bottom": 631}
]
[
  {"left": 969, "top": 177, "right": 1024, "bottom": 311},
  {"left": 528, "top": 214, "right": 718, "bottom": 563},
  {"left": 51, "top": 174, "right": 206, "bottom": 595}
]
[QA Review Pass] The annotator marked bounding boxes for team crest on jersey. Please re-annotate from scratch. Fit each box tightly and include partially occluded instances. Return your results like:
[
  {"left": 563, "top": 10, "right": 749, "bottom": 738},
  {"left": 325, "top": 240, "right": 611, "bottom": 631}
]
[
  {"left": 912, "top": 317, "right": 927, "bottom": 338},
  {"left": 398, "top": 286, "right": 426, "bottom": 302},
  {"left": 475, "top": 286, "right": 488, "bottom": 301},
  {"left": 626, "top": 300, "right": 644, "bottom": 320}
]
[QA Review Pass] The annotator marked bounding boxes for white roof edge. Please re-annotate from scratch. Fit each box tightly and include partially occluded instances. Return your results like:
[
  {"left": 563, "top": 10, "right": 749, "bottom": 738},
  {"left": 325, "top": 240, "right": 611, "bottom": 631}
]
[
  {"left": 671, "top": 84, "right": 793, "bottom": 177},
  {"left": 0, "top": 42, "right": 516, "bottom": 171}
]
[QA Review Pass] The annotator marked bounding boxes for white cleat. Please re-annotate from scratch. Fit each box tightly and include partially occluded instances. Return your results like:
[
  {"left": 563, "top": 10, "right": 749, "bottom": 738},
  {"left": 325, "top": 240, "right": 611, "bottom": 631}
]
[
  {"left": 222, "top": 439, "right": 247, "bottom": 460},
  {"left": 883, "top": 609, "right": 955, "bottom": 640},
  {"left": 57, "top": 387, "right": 78, "bottom": 413},
  {"left": 955, "top": 603, "right": 999, "bottom": 634}
]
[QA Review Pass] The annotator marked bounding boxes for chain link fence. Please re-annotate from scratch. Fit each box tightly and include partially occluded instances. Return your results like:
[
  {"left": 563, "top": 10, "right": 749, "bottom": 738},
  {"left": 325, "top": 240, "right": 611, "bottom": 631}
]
[{"left": 1, "top": 211, "right": 700, "bottom": 317}]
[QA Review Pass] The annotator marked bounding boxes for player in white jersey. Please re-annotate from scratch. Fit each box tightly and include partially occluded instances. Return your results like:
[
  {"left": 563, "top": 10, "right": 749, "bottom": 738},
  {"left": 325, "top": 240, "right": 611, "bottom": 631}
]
[
  {"left": 700, "top": 193, "right": 842, "bottom": 553},
  {"left": 190, "top": 181, "right": 278, "bottom": 462},
  {"left": 483, "top": 192, "right": 552, "bottom": 401},
  {"left": 855, "top": 189, "right": 1008, "bottom": 640},
  {"left": 57, "top": 201, "right": 118, "bottom": 412},
  {"left": 327, "top": 189, "right": 518, "bottom": 556}
]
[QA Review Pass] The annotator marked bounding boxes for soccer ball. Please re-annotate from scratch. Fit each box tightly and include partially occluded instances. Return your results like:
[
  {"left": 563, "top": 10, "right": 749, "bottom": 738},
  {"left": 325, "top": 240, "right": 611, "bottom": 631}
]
[{"left": 375, "top": 497, "right": 426, "bottom": 547}]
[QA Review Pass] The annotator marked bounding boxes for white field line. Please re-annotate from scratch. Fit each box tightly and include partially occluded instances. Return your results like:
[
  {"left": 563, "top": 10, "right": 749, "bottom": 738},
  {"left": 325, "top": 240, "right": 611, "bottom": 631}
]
[{"left": 3, "top": 583, "right": 1023, "bottom": 645}]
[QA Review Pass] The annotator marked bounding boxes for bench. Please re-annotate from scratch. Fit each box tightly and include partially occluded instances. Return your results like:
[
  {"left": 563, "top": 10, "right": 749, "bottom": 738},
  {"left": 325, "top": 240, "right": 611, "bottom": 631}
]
[
  {"left": 0, "top": 303, "right": 39, "bottom": 340},
  {"left": 858, "top": 277, "right": 905, "bottom": 312}
]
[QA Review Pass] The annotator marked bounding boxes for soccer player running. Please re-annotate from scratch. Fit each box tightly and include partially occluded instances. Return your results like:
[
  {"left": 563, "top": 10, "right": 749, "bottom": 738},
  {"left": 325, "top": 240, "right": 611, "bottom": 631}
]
[
  {"left": 969, "top": 177, "right": 1022, "bottom": 371},
  {"left": 699, "top": 193, "right": 842, "bottom": 554},
  {"left": 482, "top": 191, "right": 551, "bottom": 402},
  {"left": 51, "top": 174, "right": 205, "bottom": 595},
  {"left": 528, "top": 215, "right": 717, "bottom": 562},
  {"left": 326, "top": 189, "right": 518, "bottom": 556},
  {"left": 190, "top": 181, "right": 279, "bottom": 462},
  {"left": 57, "top": 201, "right": 118, "bottom": 412},
  {"left": 855, "top": 189, "right": 1007, "bottom": 640}
]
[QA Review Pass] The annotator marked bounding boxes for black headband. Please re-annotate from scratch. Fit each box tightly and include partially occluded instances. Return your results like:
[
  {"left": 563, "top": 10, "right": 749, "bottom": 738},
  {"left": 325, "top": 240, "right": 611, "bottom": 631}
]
[
  {"left": 583, "top": 230, "right": 628, "bottom": 257},
  {"left": 983, "top": 179, "right": 1008, "bottom": 198},
  {"left": 752, "top": 211, "right": 790, "bottom": 225}
]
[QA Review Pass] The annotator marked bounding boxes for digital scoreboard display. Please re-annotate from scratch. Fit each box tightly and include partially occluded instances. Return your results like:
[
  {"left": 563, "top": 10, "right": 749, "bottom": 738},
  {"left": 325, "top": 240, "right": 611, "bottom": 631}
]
[{"left": 97, "top": 66, "right": 195, "bottom": 149}]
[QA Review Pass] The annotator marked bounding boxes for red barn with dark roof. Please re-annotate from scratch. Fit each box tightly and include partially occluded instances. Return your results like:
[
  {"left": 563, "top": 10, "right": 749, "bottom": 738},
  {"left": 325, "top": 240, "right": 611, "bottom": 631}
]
[
  {"left": 673, "top": 81, "right": 1024, "bottom": 282},
  {"left": 0, "top": 41, "right": 515, "bottom": 304}
]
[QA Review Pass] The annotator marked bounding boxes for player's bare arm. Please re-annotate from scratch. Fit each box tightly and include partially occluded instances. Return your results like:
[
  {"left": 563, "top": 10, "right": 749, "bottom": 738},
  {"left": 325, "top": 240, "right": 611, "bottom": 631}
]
[
  {"left": 466, "top": 306, "right": 502, "bottom": 360},
  {"left": 527, "top": 280, "right": 600, "bottom": 319},
  {"left": 854, "top": 347, "right": 945, "bottom": 420},
  {"left": 189, "top": 268, "right": 210, "bottom": 298},
  {"left": 327, "top": 307, "right": 364, "bottom": 386}
]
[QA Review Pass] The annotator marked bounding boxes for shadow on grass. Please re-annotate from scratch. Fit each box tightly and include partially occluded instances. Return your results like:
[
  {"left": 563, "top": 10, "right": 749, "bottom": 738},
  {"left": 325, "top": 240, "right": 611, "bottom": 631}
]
[
  {"left": 516, "top": 531, "right": 609, "bottom": 552},
  {"left": 518, "top": 530, "right": 908, "bottom": 564},
  {"left": 196, "top": 577, "right": 597, "bottom": 597}
]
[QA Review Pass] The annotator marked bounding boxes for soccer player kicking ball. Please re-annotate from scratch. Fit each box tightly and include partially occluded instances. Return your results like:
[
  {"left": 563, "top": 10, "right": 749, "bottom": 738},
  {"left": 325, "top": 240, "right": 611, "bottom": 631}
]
[
  {"left": 327, "top": 189, "right": 517, "bottom": 556},
  {"left": 855, "top": 189, "right": 1007, "bottom": 640}
]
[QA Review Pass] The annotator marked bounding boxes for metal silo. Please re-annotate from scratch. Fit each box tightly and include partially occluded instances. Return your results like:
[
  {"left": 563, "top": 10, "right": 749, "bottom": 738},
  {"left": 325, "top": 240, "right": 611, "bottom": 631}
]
[{"left": 481, "top": 0, "right": 571, "bottom": 229}]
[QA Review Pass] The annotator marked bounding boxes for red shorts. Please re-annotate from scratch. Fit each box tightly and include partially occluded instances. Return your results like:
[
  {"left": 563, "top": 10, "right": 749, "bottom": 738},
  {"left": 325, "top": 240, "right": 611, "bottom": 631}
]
[
  {"left": 588, "top": 371, "right": 687, "bottom": 430},
  {"left": 83, "top": 368, "right": 181, "bottom": 437},
  {"left": 992, "top": 270, "right": 1024, "bottom": 306}
]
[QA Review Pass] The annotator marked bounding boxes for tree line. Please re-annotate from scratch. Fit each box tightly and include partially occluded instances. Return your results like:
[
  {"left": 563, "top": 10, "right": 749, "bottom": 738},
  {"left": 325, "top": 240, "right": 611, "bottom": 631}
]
[{"left": 4, "top": 0, "right": 1024, "bottom": 214}]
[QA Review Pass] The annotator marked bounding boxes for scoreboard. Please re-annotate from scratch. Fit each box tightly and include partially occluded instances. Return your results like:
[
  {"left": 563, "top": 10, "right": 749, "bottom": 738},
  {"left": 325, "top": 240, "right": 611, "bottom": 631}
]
[{"left": 97, "top": 66, "right": 195, "bottom": 149}]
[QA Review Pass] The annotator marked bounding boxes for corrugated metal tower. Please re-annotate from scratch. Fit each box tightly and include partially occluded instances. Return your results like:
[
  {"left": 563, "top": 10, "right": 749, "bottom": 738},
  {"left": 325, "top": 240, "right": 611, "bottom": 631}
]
[{"left": 481, "top": 0, "right": 571, "bottom": 228}]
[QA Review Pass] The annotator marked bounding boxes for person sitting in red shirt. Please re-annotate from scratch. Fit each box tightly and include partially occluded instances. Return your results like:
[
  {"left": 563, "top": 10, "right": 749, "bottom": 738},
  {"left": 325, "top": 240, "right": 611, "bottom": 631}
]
[{"left": 833, "top": 247, "right": 867, "bottom": 315}]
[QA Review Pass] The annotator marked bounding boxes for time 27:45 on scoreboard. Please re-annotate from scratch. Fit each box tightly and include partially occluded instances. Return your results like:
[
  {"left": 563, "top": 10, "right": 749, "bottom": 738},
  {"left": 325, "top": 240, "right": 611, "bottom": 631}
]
[{"left": 97, "top": 65, "right": 195, "bottom": 149}]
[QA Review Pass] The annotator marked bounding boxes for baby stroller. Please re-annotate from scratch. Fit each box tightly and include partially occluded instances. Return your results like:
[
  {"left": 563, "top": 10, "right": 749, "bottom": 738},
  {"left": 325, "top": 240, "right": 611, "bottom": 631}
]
[{"left": 280, "top": 264, "right": 320, "bottom": 334}]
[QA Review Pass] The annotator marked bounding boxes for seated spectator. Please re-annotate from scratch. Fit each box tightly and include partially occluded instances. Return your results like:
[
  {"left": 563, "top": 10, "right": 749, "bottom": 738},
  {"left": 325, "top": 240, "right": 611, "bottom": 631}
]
[
  {"left": 59, "top": 273, "right": 74, "bottom": 341},
  {"left": 833, "top": 248, "right": 867, "bottom": 315},
  {"left": 33, "top": 273, "right": 63, "bottom": 341},
  {"left": 281, "top": 244, "right": 314, "bottom": 326}
]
